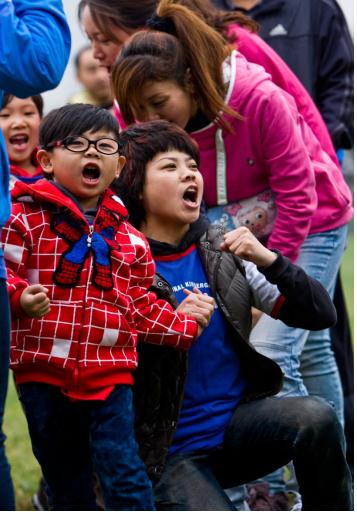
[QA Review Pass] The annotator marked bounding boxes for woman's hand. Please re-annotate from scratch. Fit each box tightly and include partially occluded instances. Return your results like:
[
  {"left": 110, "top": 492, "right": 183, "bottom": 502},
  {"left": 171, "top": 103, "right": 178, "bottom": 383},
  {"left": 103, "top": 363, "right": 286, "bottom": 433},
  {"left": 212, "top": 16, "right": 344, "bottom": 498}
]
[{"left": 221, "top": 226, "right": 277, "bottom": 268}]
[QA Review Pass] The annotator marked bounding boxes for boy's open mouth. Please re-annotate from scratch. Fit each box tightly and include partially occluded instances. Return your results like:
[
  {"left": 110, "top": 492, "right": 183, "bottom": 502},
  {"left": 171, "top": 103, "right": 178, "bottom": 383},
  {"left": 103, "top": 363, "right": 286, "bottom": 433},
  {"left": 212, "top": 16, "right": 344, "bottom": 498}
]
[{"left": 82, "top": 163, "right": 101, "bottom": 183}]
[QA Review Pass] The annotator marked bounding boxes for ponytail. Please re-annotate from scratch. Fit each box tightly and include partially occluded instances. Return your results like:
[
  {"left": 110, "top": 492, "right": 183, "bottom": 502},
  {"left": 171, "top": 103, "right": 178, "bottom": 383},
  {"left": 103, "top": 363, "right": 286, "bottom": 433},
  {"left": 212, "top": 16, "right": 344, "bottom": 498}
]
[
  {"left": 166, "top": 0, "right": 259, "bottom": 39},
  {"left": 112, "top": 0, "right": 241, "bottom": 126},
  {"left": 156, "top": 0, "right": 242, "bottom": 125}
]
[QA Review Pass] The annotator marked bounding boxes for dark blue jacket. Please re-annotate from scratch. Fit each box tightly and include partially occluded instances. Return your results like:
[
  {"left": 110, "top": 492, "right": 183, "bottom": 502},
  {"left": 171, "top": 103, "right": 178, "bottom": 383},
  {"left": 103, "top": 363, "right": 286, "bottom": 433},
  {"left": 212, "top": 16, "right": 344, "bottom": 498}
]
[{"left": 212, "top": 0, "right": 354, "bottom": 150}]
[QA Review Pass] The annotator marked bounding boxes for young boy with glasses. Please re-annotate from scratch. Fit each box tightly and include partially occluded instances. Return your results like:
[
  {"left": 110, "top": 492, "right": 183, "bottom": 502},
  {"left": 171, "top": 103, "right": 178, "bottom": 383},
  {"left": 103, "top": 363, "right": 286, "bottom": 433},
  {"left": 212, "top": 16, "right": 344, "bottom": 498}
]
[{"left": 1, "top": 103, "right": 214, "bottom": 510}]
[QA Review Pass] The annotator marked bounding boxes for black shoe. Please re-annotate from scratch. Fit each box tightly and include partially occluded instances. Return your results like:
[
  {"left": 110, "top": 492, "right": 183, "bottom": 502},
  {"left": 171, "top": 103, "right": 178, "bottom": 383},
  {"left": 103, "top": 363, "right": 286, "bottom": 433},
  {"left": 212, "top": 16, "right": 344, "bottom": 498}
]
[{"left": 32, "top": 478, "right": 49, "bottom": 511}]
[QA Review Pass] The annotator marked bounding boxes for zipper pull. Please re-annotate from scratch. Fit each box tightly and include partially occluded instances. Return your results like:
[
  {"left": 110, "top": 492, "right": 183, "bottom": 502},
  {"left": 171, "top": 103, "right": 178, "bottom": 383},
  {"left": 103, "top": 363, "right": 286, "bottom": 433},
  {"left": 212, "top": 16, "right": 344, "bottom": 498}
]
[{"left": 87, "top": 225, "right": 94, "bottom": 247}]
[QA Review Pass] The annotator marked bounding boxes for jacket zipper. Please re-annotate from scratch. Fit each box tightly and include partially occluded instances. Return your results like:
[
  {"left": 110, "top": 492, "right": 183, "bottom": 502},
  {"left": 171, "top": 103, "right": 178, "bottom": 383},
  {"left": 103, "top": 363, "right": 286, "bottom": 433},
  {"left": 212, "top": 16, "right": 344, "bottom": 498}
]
[
  {"left": 204, "top": 243, "right": 281, "bottom": 401},
  {"left": 212, "top": 250, "right": 222, "bottom": 296},
  {"left": 71, "top": 223, "right": 94, "bottom": 388},
  {"left": 87, "top": 225, "right": 94, "bottom": 247}
]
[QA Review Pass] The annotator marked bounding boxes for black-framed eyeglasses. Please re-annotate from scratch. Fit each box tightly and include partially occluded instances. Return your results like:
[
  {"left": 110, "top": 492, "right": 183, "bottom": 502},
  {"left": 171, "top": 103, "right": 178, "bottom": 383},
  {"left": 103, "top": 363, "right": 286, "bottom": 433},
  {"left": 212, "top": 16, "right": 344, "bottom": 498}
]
[{"left": 45, "top": 136, "right": 119, "bottom": 155}]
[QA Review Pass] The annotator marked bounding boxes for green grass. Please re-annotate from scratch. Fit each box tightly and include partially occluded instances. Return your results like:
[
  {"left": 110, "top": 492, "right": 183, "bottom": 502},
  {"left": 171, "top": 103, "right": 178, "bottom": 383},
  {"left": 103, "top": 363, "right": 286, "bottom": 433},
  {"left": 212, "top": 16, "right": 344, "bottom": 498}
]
[
  {"left": 3, "top": 235, "right": 354, "bottom": 510},
  {"left": 340, "top": 233, "right": 354, "bottom": 335},
  {"left": 3, "top": 379, "right": 41, "bottom": 510}
]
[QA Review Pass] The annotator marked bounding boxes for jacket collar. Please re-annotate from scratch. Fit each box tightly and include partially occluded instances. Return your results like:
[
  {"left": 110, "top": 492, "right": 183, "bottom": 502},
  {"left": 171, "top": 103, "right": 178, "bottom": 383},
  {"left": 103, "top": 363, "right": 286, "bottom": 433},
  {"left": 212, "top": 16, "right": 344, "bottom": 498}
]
[
  {"left": 148, "top": 215, "right": 210, "bottom": 257},
  {"left": 11, "top": 179, "right": 128, "bottom": 221}
]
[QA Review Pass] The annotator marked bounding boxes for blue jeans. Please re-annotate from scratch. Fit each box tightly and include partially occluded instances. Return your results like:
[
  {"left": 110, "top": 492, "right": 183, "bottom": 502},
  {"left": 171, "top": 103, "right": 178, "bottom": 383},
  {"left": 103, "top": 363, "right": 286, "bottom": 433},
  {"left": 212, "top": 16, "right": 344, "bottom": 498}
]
[
  {"left": 153, "top": 396, "right": 352, "bottom": 510},
  {"left": 0, "top": 279, "right": 15, "bottom": 510},
  {"left": 250, "top": 225, "right": 348, "bottom": 425},
  {"left": 18, "top": 383, "right": 155, "bottom": 510},
  {"left": 249, "top": 225, "right": 348, "bottom": 494}
]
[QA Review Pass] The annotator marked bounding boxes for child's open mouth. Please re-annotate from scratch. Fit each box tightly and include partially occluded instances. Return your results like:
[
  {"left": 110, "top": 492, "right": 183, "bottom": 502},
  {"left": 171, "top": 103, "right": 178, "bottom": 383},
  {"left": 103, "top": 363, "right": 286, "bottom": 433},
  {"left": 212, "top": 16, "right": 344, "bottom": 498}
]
[
  {"left": 10, "top": 134, "right": 29, "bottom": 152},
  {"left": 82, "top": 164, "right": 101, "bottom": 184},
  {"left": 183, "top": 186, "right": 199, "bottom": 207}
]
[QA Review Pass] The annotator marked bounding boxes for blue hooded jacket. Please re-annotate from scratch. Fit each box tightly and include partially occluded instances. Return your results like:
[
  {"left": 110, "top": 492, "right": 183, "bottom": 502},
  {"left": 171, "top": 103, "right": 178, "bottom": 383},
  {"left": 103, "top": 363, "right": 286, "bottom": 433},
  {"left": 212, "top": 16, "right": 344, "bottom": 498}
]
[{"left": 0, "top": 0, "right": 71, "bottom": 278}]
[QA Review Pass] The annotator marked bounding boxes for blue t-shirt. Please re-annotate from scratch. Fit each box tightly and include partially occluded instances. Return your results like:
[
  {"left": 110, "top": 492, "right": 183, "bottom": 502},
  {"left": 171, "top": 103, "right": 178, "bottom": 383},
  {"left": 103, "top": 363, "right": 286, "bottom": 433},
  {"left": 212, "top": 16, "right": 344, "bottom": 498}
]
[{"left": 155, "top": 244, "right": 246, "bottom": 454}]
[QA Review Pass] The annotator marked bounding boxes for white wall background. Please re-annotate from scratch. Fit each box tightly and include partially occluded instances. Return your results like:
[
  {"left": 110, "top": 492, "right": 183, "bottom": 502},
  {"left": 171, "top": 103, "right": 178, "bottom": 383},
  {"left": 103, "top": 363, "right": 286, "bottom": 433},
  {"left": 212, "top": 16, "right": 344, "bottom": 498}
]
[
  {"left": 42, "top": 1, "right": 87, "bottom": 113},
  {"left": 42, "top": 0, "right": 354, "bottom": 114},
  {"left": 337, "top": 0, "right": 354, "bottom": 36}
]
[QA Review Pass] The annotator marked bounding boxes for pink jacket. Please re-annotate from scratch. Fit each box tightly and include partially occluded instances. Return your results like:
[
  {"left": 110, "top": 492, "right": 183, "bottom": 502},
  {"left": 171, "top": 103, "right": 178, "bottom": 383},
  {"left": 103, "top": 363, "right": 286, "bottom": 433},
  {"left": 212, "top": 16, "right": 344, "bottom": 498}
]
[
  {"left": 190, "top": 51, "right": 352, "bottom": 261},
  {"left": 227, "top": 24, "right": 339, "bottom": 167}
]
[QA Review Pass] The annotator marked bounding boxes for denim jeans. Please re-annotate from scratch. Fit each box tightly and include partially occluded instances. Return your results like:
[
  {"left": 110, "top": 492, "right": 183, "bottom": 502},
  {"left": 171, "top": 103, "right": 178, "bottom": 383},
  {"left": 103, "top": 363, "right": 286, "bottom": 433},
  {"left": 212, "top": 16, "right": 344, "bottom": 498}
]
[
  {"left": 18, "top": 382, "right": 155, "bottom": 511},
  {"left": 250, "top": 225, "right": 348, "bottom": 425},
  {"left": 248, "top": 225, "right": 348, "bottom": 495},
  {"left": 0, "top": 279, "right": 15, "bottom": 510},
  {"left": 153, "top": 396, "right": 352, "bottom": 511}
]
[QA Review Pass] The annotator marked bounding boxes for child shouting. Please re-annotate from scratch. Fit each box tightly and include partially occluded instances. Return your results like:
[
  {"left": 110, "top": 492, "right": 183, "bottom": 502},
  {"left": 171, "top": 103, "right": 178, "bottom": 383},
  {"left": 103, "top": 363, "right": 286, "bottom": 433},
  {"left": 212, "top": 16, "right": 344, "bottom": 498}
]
[
  {"left": 115, "top": 120, "right": 352, "bottom": 511},
  {"left": 0, "top": 93, "right": 43, "bottom": 189},
  {"left": 2, "top": 104, "right": 214, "bottom": 510}
]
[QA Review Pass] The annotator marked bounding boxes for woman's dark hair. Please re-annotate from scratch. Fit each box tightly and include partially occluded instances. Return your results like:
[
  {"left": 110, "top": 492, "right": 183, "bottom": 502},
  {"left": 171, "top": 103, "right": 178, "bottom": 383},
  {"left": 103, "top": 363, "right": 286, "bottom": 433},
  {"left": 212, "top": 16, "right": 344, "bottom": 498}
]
[
  {"left": 166, "top": 0, "right": 258, "bottom": 36},
  {"left": 115, "top": 120, "right": 200, "bottom": 228},
  {"left": 39, "top": 103, "right": 119, "bottom": 149},
  {"left": 78, "top": 0, "right": 158, "bottom": 41},
  {"left": 112, "top": 1, "right": 242, "bottom": 128},
  {"left": 78, "top": 0, "right": 256, "bottom": 40},
  {"left": 1, "top": 93, "right": 44, "bottom": 117}
]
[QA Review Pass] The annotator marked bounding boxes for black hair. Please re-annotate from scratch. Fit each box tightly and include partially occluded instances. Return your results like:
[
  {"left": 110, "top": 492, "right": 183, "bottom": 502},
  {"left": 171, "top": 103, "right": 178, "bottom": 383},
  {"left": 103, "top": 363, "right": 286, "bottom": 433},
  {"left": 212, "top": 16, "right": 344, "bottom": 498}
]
[
  {"left": 77, "top": 0, "right": 257, "bottom": 40},
  {"left": 39, "top": 103, "right": 119, "bottom": 148},
  {"left": 74, "top": 44, "right": 93, "bottom": 70},
  {"left": 1, "top": 93, "right": 44, "bottom": 117},
  {"left": 115, "top": 119, "right": 200, "bottom": 228},
  {"left": 78, "top": 0, "right": 157, "bottom": 37},
  {"left": 78, "top": 0, "right": 87, "bottom": 22}
]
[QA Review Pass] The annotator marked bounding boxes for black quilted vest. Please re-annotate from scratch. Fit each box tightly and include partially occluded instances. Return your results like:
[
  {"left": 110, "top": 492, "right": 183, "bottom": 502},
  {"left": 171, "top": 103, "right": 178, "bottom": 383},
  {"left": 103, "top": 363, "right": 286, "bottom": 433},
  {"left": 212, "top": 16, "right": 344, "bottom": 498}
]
[{"left": 133, "top": 226, "right": 283, "bottom": 482}]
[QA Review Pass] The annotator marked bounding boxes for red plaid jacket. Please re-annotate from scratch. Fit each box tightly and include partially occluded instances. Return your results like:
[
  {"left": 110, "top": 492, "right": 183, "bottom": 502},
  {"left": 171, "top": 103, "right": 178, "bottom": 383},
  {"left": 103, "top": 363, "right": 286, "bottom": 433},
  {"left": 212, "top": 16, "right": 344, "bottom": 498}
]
[{"left": 2, "top": 180, "right": 198, "bottom": 392}]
